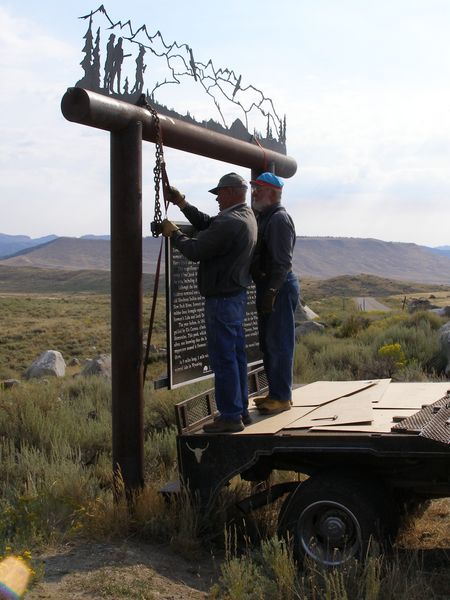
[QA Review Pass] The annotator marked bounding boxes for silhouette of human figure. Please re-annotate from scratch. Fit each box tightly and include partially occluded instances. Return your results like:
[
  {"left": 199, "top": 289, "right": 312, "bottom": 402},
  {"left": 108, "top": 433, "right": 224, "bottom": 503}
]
[
  {"left": 103, "top": 34, "right": 116, "bottom": 91},
  {"left": 131, "top": 46, "right": 146, "bottom": 94},
  {"left": 112, "top": 37, "right": 127, "bottom": 94}
]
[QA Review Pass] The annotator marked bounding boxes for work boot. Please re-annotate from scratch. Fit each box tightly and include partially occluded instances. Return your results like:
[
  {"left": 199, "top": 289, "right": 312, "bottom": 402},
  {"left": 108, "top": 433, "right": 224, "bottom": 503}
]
[
  {"left": 257, "top": 399, "right": 291, "bottom": 415},
  {"left": 214, "top": 412, "right": 252, "bottom": 426},
  {"left": 203, "top": 417, "right": 244, "bottom": 433},
  {"left": 252, "top": 394, "right": 269, "bottom": 407},
  {"left": 242, "top": 412, "right": 252, "bottom": 426},
  {"left": 253, "top": 395, "right": 293, "bottom": 407}
]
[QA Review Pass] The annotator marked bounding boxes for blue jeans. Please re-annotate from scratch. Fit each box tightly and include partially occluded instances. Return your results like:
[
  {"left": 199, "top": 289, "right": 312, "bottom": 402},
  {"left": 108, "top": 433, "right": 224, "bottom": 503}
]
[
  {"left": 257, "top": 272, "right": 300, "bottom": 401},
  {"left": 205, "top": 290, "right": 248, "bottom": 421}
]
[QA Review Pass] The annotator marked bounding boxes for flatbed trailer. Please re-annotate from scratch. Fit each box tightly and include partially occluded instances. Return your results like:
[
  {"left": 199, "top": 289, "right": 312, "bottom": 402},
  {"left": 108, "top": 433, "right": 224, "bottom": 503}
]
[{"left": 172, "top": 369, "right": 450, "bottom": 565}]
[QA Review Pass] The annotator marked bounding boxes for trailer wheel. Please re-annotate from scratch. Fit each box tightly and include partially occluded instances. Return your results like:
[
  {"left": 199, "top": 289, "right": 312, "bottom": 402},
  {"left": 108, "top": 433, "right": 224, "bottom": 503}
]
[{"left": 278, "top": 473, "right": 391, "bottom": 567}]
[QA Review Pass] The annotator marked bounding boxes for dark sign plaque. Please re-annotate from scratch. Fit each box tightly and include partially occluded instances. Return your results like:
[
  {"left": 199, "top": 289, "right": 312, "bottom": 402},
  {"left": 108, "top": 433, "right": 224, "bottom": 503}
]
[{"left": 166, "top": 224, "right": 262, "bottom": 389}]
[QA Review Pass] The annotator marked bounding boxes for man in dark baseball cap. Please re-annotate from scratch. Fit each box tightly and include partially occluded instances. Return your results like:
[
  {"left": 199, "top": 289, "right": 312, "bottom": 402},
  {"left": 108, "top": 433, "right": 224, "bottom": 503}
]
[
  {"left": 208, "top": 172, "right": 248, "bottom": 194},
  {"left": 161, "top": 173, "right": 257, "bottom": 433}
]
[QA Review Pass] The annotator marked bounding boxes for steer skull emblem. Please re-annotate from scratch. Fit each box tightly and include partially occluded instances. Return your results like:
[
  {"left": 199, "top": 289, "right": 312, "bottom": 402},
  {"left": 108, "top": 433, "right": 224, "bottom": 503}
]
[{"left": 186, "top": 442, "right": 210, "bottom": 464}]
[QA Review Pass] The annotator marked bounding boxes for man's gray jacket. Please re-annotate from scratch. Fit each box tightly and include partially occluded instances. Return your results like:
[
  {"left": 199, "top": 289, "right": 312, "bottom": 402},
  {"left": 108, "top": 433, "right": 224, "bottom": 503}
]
[{"left": 171, "top": 202, "right": 257, "bottom": 297}]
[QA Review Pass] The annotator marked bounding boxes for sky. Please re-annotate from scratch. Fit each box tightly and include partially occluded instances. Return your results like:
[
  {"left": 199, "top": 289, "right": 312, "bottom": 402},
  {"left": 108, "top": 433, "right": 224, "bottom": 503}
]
[{"left": 0, "top": 0, "right": 449, "bottom": 247}]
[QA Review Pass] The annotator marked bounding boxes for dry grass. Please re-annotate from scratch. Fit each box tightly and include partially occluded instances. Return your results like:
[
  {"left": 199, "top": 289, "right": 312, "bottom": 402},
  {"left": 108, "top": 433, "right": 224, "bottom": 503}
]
[
  {"left": 398, "top": 498, "right": 450, "bottom": 549},
  {"left": 0, "top": 293, "right": 167, "bottom": 380},
  {"left": 0, "top": 292, "right": 449, "bottom": 599}
]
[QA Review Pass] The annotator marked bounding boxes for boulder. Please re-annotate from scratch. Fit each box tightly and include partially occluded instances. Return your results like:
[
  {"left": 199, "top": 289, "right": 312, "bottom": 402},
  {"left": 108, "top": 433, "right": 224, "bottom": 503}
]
[
  {"left": 24, "top": 350, "right": 66, "bottom": 379},
  {"left": 407, "top": 298, "right": 439, "bottom": 313},
  {"left": 295, "top": 321, "right": 325, "bottom": 339},
  {"left": 295, "top": 298, "right": 319, "bottom": 324},
  {"left": 295, "top": 302, "right": 309, "bottom": 322},
  {"left": 430, "top": 306, "right": 450, "bottom": 318},
  {"left": 81, "top": 354, "right": 112, "bottom": 378},
  {"left": 439, "top": 321, "right": 450, "bottom": 376}
]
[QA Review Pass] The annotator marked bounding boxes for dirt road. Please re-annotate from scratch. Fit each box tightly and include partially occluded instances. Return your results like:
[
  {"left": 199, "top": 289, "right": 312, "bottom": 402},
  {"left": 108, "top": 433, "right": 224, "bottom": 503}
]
[
  {"left": 354, "top": 297, "right": 392, "bottom": 311},
  {"left": 27, "top": 540, "right": 217, "bottom": 600}
]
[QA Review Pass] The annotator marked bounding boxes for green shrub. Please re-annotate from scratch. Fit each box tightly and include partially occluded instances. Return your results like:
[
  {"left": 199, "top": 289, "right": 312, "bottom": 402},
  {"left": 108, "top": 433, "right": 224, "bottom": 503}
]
[
  {"left": 337, "top": 314, "right": 371, "bottom": 338},
  {"left": 407, "top": 310, "right": 444, "bottom": 331}
]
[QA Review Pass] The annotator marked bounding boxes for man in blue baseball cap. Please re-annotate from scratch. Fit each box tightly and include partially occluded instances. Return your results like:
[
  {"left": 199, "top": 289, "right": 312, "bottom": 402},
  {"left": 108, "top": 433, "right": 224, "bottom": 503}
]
[{"left": 250, "top": 172, "right": 300, "bottom": 415}]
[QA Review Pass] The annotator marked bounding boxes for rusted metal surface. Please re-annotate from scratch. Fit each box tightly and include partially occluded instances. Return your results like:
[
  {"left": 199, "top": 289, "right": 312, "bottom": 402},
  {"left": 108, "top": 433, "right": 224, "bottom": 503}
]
[
  {"left": 111, "top": 120, "right": 144, "bottom": 494},
  {"left": 61, "top": 88, "right": 297, "bottom": 178}
]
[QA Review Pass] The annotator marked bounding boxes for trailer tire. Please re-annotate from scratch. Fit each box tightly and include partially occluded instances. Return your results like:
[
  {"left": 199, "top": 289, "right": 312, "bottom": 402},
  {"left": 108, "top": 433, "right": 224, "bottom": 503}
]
[{"left": 278, "top": 473, "right": 393, "bottom": 567}]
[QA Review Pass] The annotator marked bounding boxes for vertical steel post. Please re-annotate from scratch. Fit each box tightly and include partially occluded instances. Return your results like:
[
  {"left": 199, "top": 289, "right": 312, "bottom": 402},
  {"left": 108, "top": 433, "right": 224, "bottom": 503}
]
[{"left": 111, "top": 120, "right": 144, "bottom": 496}]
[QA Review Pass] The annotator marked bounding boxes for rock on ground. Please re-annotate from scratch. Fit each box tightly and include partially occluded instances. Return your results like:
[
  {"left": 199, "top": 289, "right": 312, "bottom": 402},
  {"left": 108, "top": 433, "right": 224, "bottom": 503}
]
[
  {"left": 81, "top": 354, "right": 112, "bottom": 378},
  {"left": 24, "top": 350, "right": 66, "bottom": 380}
]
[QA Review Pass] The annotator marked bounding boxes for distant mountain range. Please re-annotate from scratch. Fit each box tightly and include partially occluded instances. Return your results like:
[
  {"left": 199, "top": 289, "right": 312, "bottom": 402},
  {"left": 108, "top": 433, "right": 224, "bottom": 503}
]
[
  {"left": 0, "top": 233, "right": 58, "bottom": 258},
  {"left": 0, "top": 233, "right": 109, "bottom": 258},
  {"left": 429, "top": 245, "right": 450, "bottom": 259},
  {"left": 0, "top": 233, "right": 449, "bottom": 285}
]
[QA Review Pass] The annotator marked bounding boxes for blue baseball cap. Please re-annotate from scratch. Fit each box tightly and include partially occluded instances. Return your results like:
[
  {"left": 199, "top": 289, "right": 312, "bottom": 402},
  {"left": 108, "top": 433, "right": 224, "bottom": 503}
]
[{"left": 250, "top": 172, "right": 284, "bottom": 189}]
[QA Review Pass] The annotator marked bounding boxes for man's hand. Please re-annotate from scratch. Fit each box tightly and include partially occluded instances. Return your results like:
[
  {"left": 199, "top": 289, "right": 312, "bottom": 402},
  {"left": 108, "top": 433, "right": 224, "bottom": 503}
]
[
  {"left": 161, "top": 219, "right": 179, "bottom": 237},
  {"left": 260, "top": 289, "right": 277, "bottom": 315},
  {"left": 167, "top": 186, "right": 186, "bottom": 208}
]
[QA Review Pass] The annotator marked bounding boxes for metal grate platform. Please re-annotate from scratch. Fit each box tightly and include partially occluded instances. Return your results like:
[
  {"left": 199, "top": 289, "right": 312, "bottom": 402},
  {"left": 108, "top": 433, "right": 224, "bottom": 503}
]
[
  {"left": 391, "top": 393, "right": 450, "bottom": 444},
  {"left": 175, "top": 366, "right": 267, "bottom": 433}
]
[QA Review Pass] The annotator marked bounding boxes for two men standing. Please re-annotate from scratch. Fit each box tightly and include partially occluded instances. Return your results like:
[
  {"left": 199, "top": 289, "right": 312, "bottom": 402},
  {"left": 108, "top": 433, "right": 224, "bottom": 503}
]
[{"left": 161, "top": 170, "right": 298, "bottom": 432}]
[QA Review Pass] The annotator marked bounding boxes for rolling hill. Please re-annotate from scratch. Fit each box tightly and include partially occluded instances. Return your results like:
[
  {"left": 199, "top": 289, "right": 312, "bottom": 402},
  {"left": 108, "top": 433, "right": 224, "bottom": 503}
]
[
  {"left": 0, "top": 237, "right": 162, "bottom": 274},
  {"left": 292, "top": 237, "right": 450, "bottom": 284},
  {"left": 1, "top": 235, "right": 449, "bottom": 285},
  {"left": 0, "top": 233, "right": 57, "bottom": 258},
  {"left": 0, "top": 264, "right": 155, "bottom": 294}
]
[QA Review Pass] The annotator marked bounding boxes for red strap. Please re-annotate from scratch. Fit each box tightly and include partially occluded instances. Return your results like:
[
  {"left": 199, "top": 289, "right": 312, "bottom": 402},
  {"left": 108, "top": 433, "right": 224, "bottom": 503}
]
[{"left": 254, "top": 135, "right": 268, "bottom": 171}]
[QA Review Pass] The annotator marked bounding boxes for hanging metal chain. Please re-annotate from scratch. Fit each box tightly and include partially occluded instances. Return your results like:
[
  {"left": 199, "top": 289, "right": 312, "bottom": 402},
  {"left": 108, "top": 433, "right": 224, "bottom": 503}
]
[
  {"left": 137, "top": 94, "right": 170, "bottom": 385},
  {"left": 138, "top": 95, "right": 166, "bottom": 237}
]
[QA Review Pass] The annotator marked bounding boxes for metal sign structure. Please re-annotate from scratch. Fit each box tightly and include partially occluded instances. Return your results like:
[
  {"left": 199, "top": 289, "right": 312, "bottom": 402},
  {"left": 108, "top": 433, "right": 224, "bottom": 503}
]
[
  {"left": 166, "top": 225, "right": 262, "bottom": 389},
  {"left": 77, "top": 5, "right": 287, "bottom": 154},
  {"left": 61, "top": 9, "right": 297, "bottom": 497}
]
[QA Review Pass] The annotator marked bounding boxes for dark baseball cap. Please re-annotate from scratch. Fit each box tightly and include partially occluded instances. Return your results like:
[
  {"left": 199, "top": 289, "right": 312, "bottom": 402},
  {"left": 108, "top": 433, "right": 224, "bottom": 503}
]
[{"left": 209, "top": 172, "right": 248, "bottom": 195}]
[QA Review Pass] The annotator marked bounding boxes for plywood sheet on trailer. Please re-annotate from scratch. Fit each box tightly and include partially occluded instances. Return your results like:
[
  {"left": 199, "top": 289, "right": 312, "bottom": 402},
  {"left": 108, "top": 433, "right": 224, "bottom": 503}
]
[
  {"left": 309, "top": 408, "right": 420, "bottom": 433},
  {"left": 289, "top": 379, "right": 389, "bottom": 408},
  {"left": 373, "top": 382, "right": 450, "bottom": 409},
  {"left": 235, "top": 407, "right": 312, "bottom": 435},
  {"left": 282, "top": 390, "right": 373, "bottom": 429}
]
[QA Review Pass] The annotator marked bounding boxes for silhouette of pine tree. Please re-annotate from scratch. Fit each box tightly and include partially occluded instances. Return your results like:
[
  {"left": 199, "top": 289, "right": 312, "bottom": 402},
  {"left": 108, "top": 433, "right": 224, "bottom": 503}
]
[
  {"left": 90, "top": 27, "right": 101, "bottom": 90},
  {"left": 80, "top": 16, "right": 93, "bottom": 80}
]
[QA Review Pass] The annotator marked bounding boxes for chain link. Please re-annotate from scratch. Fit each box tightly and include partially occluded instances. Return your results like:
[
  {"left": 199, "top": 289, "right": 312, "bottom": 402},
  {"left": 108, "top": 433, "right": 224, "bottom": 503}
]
[{"left": 139, "top": 96, "right": 165, "bottom": 236}]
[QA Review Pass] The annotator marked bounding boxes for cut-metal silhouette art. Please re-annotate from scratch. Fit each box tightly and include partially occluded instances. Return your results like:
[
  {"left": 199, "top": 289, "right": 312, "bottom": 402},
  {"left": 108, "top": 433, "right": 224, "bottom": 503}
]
[{"left": 76, "top": 5, "right": 287, "bottom": 154}]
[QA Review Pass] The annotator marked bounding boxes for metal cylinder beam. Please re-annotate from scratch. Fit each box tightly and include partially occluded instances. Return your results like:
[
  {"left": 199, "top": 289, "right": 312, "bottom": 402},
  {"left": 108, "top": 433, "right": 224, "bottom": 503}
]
[
  {"left": 61, "top": 87, "right": 297, "bottom": 178},
  {"left": 111, "top": 119, "right": 144, "bottom": 496}
]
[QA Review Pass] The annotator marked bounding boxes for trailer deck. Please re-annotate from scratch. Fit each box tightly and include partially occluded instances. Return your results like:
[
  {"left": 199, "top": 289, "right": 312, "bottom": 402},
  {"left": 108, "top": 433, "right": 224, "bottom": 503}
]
[
  {"left": 175, "top": 374, "right": 450, "bottom": 503},
  {"left": 172, "top": 373, "right": 450, "bottom": 565},
  {"left": 178, "top": 376, "right": 450, "bottom": 439}
]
